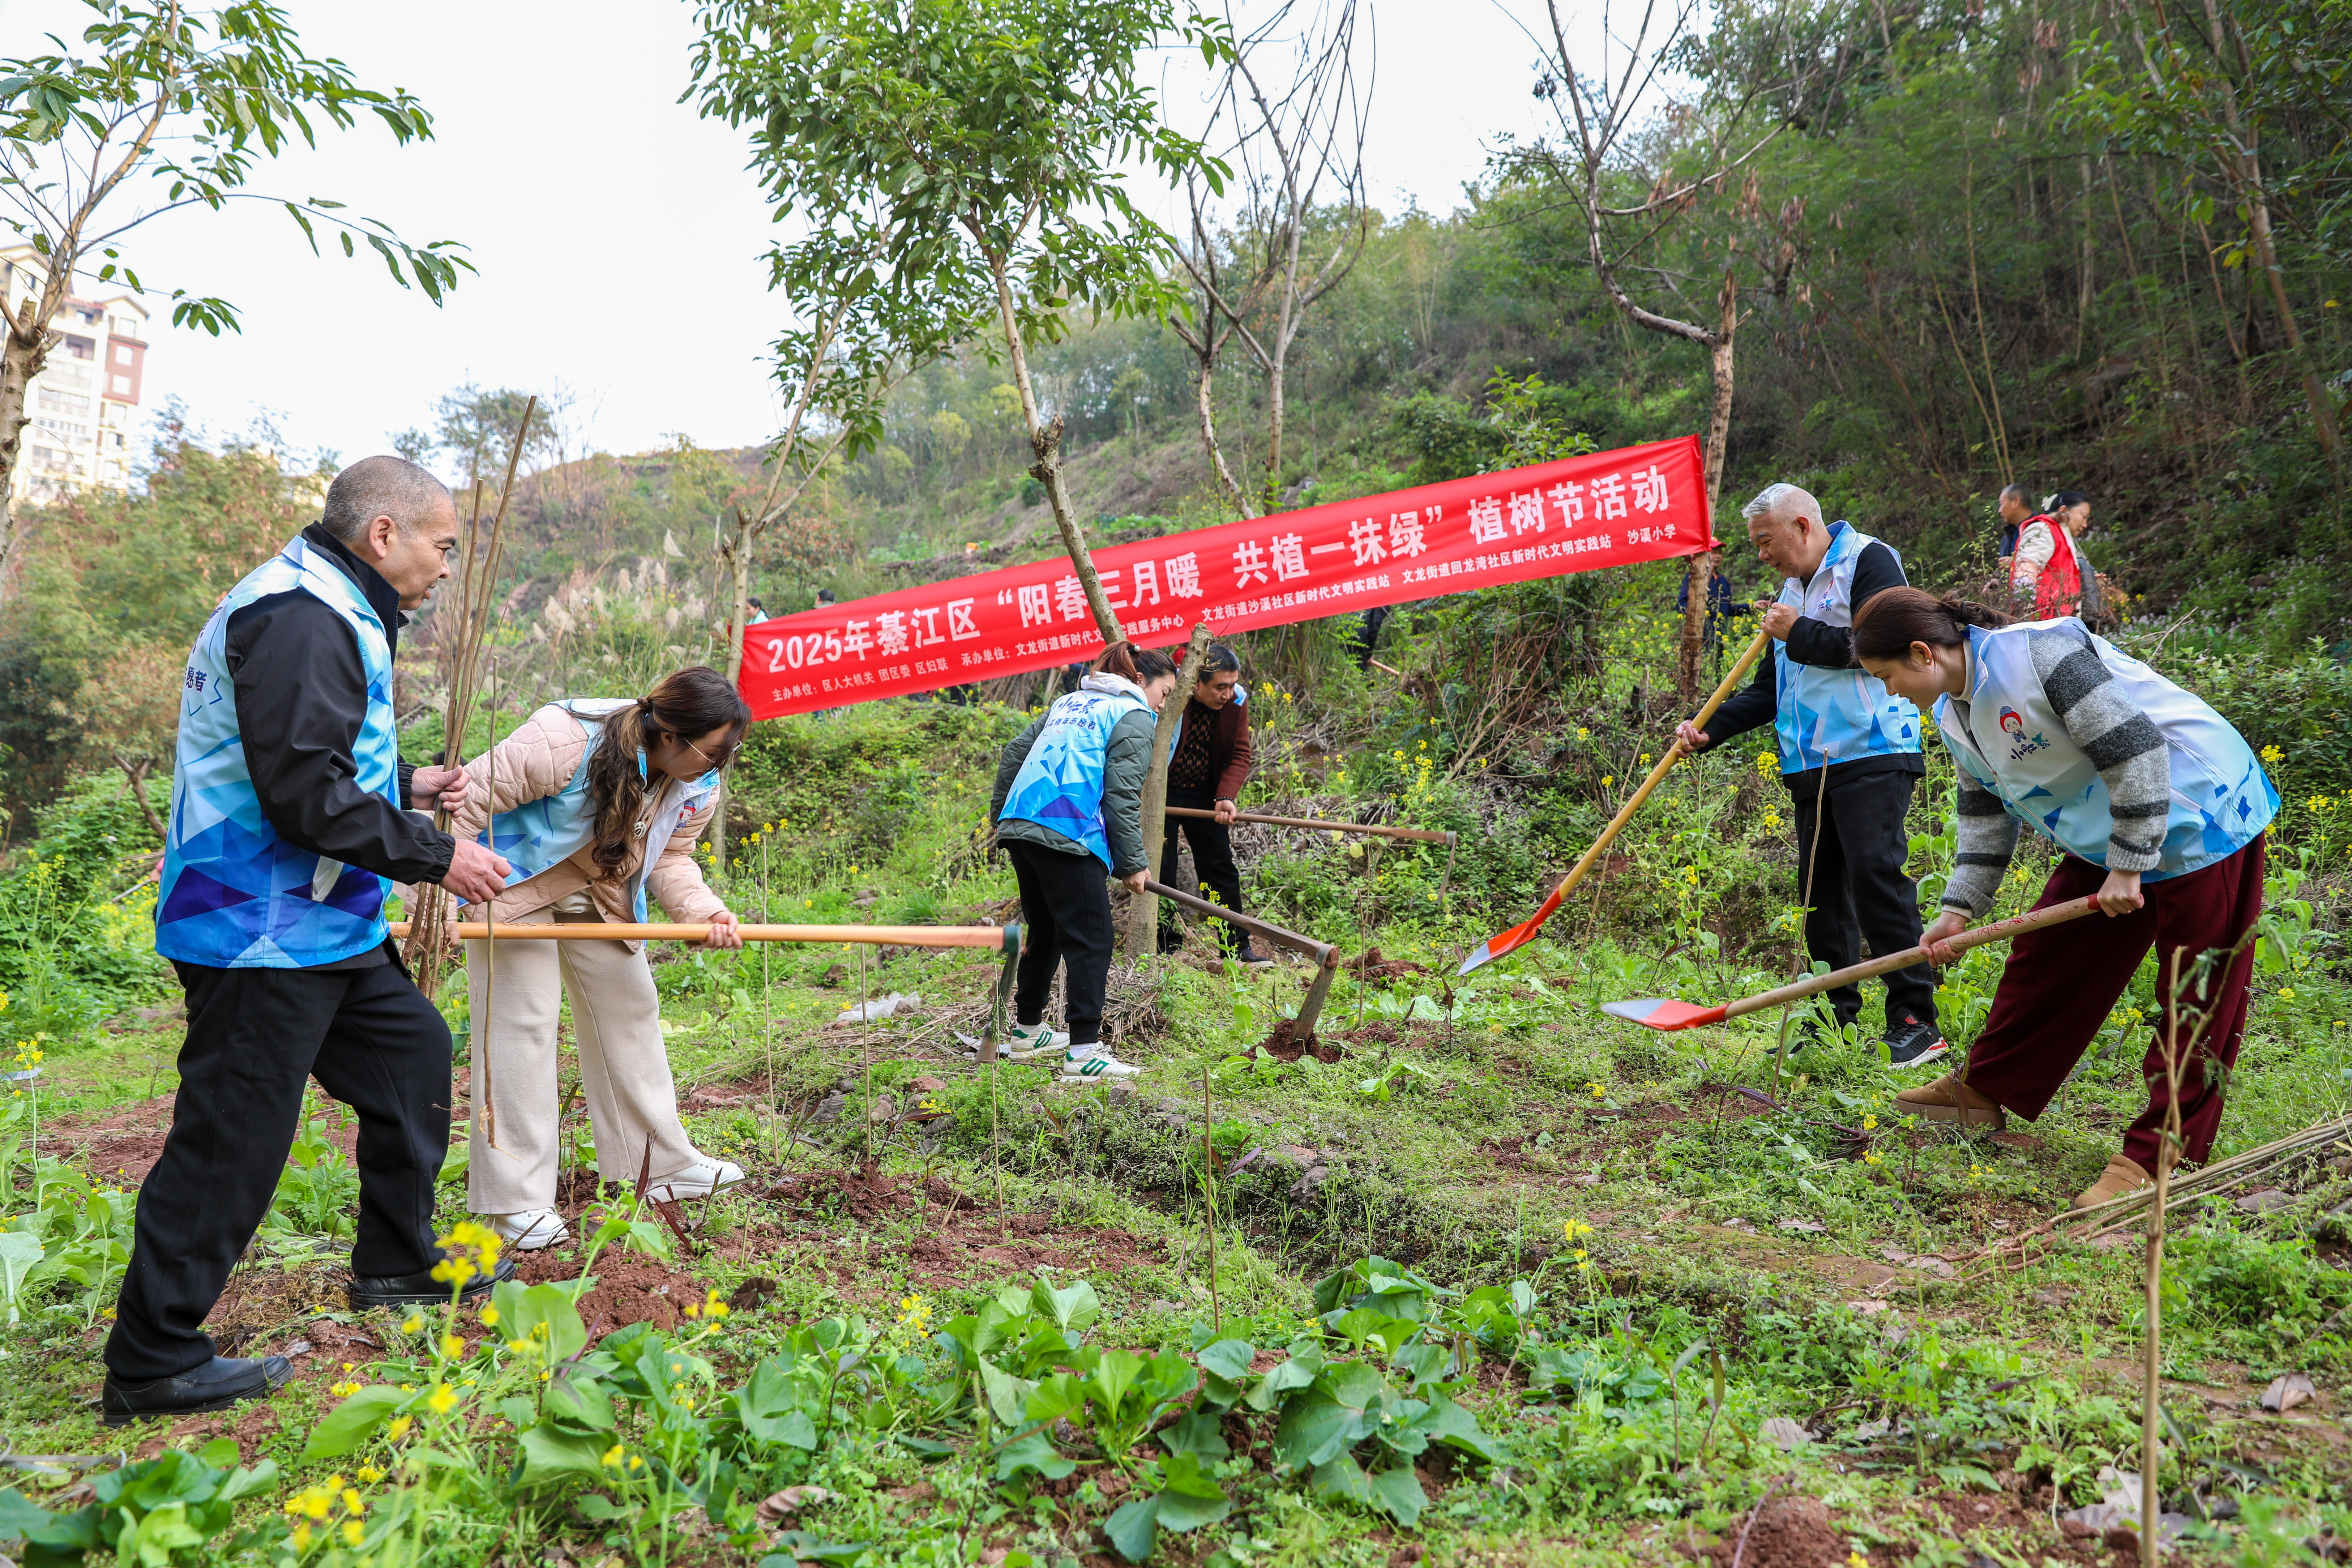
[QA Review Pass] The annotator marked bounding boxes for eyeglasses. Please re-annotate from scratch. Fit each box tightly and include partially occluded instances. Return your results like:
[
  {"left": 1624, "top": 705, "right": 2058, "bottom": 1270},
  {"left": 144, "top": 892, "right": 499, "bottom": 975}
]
[{"left": 682, "top": 735, "right": 739, "bottom": 772}]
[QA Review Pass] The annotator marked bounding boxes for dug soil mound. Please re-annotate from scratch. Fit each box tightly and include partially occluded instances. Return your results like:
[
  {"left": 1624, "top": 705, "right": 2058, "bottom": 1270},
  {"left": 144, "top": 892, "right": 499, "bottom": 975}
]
[{"left": 1692, "top": 1493, "right": 1847, "bottom": 1568}]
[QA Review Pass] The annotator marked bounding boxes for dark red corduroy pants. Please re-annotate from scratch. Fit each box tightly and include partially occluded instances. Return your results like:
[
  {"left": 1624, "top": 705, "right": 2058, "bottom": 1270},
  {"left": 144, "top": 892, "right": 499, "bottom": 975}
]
[{"left": 1959, "top": 836, "right": 2265, "bottom": 1170}]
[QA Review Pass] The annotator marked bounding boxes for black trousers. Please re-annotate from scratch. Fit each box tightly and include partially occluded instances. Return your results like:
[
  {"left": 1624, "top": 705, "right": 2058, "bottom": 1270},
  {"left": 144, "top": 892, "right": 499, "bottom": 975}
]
[
  {"left": 1786, "top": 766, "right": 1938, "bottom": 1031},
  {"left": 1159, "top": 786, "right": 1245, "bottom": 948},
  {"left": 106, "top": 953, "right": 452, "bottom": 1380},
  {"left": 1005, "top": 841, "right": 1113, "bottom": 1047}
]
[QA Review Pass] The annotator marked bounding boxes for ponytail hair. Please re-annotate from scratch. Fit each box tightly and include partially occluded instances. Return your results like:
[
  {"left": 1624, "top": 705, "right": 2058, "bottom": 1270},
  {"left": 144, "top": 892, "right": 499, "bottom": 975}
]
[
  {"left": 582, "top": 666, "right": 751, "bottom": 881},
  {"left": 1091, "top": 640, "right": 1177, "bottom": 684},
  {"left": 1850, "top": 587, "right": 2009, "bottom": 665}
]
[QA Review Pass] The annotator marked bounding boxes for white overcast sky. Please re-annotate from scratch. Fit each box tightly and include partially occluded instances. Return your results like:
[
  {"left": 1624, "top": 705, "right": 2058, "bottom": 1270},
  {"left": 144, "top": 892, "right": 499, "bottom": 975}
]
[{"left": 9, "top": 0, "right": 1574, "bottom": 472}]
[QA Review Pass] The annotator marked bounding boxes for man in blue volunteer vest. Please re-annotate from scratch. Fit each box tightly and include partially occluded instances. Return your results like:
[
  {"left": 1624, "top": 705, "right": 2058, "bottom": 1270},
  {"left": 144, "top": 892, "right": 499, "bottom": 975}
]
[
  {"left": 104, "top": 456, "right": 514, "bottom": 1425},
  {"left": 1673, "top": 482, "right": 1944, "bottom": 1067}
]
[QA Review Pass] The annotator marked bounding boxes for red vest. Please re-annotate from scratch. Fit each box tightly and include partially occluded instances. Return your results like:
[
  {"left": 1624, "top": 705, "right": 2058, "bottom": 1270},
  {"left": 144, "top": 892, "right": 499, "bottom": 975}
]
[{"left": 2030, "top": 520, "right": 2083, "bottom": 618}]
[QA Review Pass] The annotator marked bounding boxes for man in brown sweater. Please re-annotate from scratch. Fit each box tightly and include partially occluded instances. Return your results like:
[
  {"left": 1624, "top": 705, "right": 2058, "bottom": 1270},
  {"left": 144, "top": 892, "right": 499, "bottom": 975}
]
[{"left": 1158, "top": 645, "right": 1270, "bottom": 964}]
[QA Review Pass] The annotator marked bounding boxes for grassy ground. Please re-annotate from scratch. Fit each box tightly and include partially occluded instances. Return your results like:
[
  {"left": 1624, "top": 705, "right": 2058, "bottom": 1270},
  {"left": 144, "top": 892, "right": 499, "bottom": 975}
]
[{"left": 5, "top": 631, "right": 2351, "bottom": 1567}]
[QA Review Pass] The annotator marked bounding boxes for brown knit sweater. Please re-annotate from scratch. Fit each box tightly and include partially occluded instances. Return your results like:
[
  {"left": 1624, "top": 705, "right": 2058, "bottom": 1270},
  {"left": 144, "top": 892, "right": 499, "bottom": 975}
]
[{"left": 1168, "top": 696, "right": 1252, "bottom": 798}]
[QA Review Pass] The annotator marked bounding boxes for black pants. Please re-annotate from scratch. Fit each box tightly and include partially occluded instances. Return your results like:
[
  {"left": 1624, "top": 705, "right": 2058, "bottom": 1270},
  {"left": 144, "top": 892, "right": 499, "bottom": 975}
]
[
  {"left": 1159, "top": 786, "right": 1244, "bottom": 949},
  {"left": 1786, "top": 766, "right": 1938, "bottom": 1031},
  {"left": 106, "top": 953, "right": 452, "bottom": 1380},
  {"left": 1005, "top": 841, "right": 1113, "bottom": 1047}
]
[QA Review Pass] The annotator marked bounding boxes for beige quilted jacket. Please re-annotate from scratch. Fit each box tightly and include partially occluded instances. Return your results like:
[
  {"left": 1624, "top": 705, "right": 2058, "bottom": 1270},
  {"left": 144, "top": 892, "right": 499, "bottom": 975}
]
[{"left": 450, "top": 703, "right": 729, "bottom": 948}]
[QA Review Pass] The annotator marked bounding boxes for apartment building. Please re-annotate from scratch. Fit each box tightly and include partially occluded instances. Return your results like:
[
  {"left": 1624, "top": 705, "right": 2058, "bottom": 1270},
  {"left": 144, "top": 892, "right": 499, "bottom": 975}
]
[{"left": 2, "top": 243, "right": 150, "bottom": 505}]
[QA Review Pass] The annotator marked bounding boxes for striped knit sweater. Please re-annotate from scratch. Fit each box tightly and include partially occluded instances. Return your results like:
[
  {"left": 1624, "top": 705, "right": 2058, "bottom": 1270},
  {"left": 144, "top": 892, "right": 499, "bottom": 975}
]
[{"left": 1939, "top": 621, "right": 2170, "bottom": 917}]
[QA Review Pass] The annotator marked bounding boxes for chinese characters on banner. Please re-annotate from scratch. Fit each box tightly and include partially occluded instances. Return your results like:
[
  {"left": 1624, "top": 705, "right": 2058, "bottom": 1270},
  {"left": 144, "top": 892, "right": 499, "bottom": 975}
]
[{"left": 739, "top": 435, "right": 1709, "bottom": 718}]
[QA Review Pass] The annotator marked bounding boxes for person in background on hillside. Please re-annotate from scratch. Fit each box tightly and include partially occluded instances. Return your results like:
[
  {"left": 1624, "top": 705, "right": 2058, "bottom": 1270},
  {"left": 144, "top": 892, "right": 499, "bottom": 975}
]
[
  {"left": 744, "top": 596, "right": 769, "bottom": 624},
  {"left": 109, "top": 456, "right": 515, "bottom": 1425},
  {"left": 1157, "top": 644, "right": 1271, "bottom": 965},
  {"left": 450, "top": 667, "right": 752, "bottom": 1250},
  {"left": 1852, "top": 588, "right": 2275, "bottom": 1210},
  {"left": 1676, "top": 544, "right": 1753, "bottom": 668},
  {"left": 1671, "top": 482, "right": 1944, "bottom": 1067},
  {"left": 1993, "top": 482, "right": 2044, "bottom": 570},
  {"left": 989, "top": 641, "right": 1179, "bottom": 1079},
  {"left": 2012, "top": 490, "right": 2094, "bottom": 619}
]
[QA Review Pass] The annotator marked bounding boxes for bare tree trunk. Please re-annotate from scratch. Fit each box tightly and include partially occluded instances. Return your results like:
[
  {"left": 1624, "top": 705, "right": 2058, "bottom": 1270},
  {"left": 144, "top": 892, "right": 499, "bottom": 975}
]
[
  {"left": 1680, "top": 272, "right": 1738, "bottom": 697},
  {"left": 116, "top": 755, "right": 166, "bottom": 843},
  {"left": 1194, "top": 365, "right": 1251, "bottom": 519},
  {"left": 990, "top": 253, "right": 1124, "bottom": 645},
  {"left": 1131, "top": 622, "right": 1215, "bottom": 954},
  {"left": 2191, "top": 0, "right": 2342, "bottom": 467},
  {"left": 0, "top": 291, "right": 57, "bottom": 594}
]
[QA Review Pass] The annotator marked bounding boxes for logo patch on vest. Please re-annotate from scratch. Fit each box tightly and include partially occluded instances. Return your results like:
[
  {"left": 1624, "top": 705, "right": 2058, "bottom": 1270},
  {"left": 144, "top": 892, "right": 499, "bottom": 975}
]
[{"left": 1996, "top": 705, "right": 2051, "bottom": 760}]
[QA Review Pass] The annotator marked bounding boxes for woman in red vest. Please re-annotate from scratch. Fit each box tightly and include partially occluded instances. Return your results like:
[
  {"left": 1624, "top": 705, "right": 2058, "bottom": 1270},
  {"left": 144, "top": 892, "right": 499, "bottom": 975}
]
[{"left": 2010, "top": 490, "right": 2090, "bottom": 618}]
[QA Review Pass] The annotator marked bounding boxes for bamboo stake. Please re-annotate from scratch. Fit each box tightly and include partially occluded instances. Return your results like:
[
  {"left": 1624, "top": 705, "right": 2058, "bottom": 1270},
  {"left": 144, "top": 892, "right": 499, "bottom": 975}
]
[
  {"left": 479, "top": 658, "right": 500, "bottom": 1151},
  {"left": 1460, "top": 627, "right": 1771, "bottom": 974}
]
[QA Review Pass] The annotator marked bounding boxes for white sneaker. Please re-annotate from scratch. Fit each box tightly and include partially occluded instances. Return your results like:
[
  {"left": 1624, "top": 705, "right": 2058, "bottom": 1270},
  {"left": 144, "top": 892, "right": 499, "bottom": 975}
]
[
  {"left": 1003, "top": 1022, "right": 1070, "bottom": 1061},
  {"left": 645, "top": 1155, "right": 745, "bottom": 1202},
  {"left": 482, "top": 1208, "right": 572, "bottom": 1251},
  {"left": 1059, "top": 1048, "right": 1142, "bottom": 1081}
]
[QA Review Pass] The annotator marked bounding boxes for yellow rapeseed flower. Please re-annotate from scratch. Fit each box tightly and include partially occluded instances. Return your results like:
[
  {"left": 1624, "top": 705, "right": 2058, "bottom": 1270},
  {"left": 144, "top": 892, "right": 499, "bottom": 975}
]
[
  {"left": 399, "top": 1314, "right": 423, "bottom": 1334},
  {"left": 330, "top": 1379, "right": 363, "bottom": 1398},
  {"left": 439, "top": 1334, "right": 466, "bottom": 1361},
  {"left": 356, "top": 1465, "right": 383, "bottom": 1484},
  {"left": 425, "top": 1383, "right": 458, "bottom": 1416},
  {"left": 343, "top": 1520, "right": 366, "bottom": 1548},
  {"left": 2259, "top": 744, "right": 2284, "bottom": 765},
  {"left": 386, "top": 1415, "right": 413, "bottom": 1441},
  {"left": 478, "top": 1303, "right": 500, "bottom": 1328}
]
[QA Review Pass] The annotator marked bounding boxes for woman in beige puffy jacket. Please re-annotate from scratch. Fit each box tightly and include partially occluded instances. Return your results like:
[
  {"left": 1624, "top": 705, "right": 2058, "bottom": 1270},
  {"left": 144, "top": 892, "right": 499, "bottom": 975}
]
[{"left": 451, "top": 666, "right": 751, "bottom": 1248}]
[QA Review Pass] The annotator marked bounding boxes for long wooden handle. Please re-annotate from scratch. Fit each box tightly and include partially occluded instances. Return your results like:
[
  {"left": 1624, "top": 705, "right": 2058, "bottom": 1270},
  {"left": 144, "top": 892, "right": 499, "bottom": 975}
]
[
  {"left": 389, "top": 921, "right": 1016, "bottom": 948},
  {"left": 1141, "top": 879, "right": 1333, "bottom": 963},
  {"left": 1547, "top": 627, "right": 1773, "bottom": 909},
  {"left": 1164, "top": 806, "right": 1450, "bottom": 843},
  {"left": 1723, "top": 896, "right": 2100, "bottom": 1020}
]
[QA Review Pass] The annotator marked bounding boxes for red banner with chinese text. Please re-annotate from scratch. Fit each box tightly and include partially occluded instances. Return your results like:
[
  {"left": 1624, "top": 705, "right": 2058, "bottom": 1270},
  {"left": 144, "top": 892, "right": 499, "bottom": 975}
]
[{"left": 739, "top": 434, "right": 1710, "bottom": 719}]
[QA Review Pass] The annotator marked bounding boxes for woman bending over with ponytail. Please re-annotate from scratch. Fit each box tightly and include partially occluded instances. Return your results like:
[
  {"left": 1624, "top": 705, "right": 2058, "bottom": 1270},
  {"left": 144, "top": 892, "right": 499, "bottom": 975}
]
[
  {"left": 1851, "top": 590, "right": 2277, "bottom": 1211},
  {"left": 450, "top": 667, "right": 753, "bottom": 1248},
  {"left": 988, "top": 641, "right": 1181, "bottom": 1080}
]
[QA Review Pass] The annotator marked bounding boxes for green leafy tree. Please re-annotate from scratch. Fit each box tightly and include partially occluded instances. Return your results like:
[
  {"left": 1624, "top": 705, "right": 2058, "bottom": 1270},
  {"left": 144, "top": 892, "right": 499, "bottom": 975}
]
[
  {"left": 2065, "top": 0, "right": 2348, "bottom": 469},
  {"left": 0, "top": 0, "right": 473, "bottom": 589},
  {"left": 689, "top": 0, "right": 1232, "bottom": 646}
]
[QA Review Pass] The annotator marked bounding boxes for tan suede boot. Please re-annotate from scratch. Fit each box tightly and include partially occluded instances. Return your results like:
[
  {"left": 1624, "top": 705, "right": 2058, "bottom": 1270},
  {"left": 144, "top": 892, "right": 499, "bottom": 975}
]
[
  {"left": 1893, "top": 1072, "right": 2006, "bottom": 1128},
  {"left": 2071, "top": 1153, "right": 2153, "bottom": 1211}
]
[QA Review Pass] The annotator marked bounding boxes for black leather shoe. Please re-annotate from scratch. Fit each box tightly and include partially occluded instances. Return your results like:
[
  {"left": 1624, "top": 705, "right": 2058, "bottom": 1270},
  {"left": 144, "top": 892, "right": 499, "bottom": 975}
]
[
  {"left": 103, "top": 1354, "right": 290, "bottom": 1426},
  {"left": 350, "top": 1253, "right": 516, "bottom": 1310}
]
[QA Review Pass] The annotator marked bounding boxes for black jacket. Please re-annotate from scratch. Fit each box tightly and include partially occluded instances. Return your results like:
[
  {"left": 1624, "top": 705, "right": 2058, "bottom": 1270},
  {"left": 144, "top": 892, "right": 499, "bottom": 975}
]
[
  {"left": 1691, "top": 534, "right": 1923, "bottom": 789},
  {"left": 223, "top": 524, "right": 456, "bottom": 889}
]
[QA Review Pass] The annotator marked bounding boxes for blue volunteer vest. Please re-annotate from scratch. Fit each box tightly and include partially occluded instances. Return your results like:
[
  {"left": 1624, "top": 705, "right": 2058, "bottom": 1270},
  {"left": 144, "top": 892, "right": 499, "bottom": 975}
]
[
  {"left": 1935, "top": 621, "right": 2275, "bottom": 881},
  {"left": 1770, "top": 522, "right": 1922, "bottom": 775},
  {"left": 156, "top": 535, "right": 404, "bottom": 967},
  {"left": 478, "top": 699, "right": 719, "bottom": 920},
  {"left": 1002, "top": 683, "right": 1152, "bottom": 868}
]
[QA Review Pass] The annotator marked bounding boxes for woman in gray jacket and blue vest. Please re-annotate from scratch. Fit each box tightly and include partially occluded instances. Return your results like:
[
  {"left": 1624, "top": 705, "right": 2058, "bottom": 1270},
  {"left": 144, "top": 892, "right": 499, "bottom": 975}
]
[
  {"left": 1854, "top": 589, "right": 2276, "bottom": 1212},
  {"left": 989, "top": 641, "right": 1180, "bottom": 1080}
]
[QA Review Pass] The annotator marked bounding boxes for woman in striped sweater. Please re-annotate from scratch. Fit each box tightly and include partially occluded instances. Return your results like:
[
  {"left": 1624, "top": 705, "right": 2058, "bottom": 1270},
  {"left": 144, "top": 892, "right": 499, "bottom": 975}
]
[{"left": 1851, "top": 589, "right": 2276, "bottom": 1211}]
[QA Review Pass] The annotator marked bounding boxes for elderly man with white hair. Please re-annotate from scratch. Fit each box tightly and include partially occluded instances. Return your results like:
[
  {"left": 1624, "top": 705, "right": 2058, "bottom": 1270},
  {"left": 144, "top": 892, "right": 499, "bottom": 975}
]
[{"left": 1672, "top": 482, "right": 1943, "bottom": 1068}]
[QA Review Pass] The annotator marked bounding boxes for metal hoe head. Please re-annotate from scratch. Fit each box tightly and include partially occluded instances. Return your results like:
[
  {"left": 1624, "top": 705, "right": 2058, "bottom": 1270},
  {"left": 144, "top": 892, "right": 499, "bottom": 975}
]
[{"left": 1602, "top": 997, "right": 1729, "bottom": 1031}]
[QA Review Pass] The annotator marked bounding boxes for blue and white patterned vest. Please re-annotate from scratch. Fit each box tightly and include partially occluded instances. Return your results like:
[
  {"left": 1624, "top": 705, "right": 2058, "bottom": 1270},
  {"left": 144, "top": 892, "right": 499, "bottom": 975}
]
[
  {"left": 478, "top": 700, "right": 719, "bottom": 920},
  {"left": 1935, "top": 621, "right": 2275, "bottom": 881},
  {"left": 156, "top": 535, "right": 403, "bottom": 967},
  {"left": 1770, "top": 522, "right": 1923, "bottom": 775},
  {"left": 1002, "top": 680, "right": 1152, "bottom": 869}
]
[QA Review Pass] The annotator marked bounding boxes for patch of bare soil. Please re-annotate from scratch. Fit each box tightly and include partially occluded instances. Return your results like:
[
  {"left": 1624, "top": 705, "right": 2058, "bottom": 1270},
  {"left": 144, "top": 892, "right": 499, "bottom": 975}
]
[
  {"left": 1255, "top": 1017, "right": 1344, "bottom": 1063},
  {"left": 1688, "top": 1492, "right": 1848, "bottom": 1568},
  {"left": 512, "top": 1246, "right": 713, "bottom": 1340},
  {"left": 1346, "top": 948, "right": 1430, "bottom": 982},
  {"left": 41, "top": 1091, "right": 179, "bottom": 1182}
]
